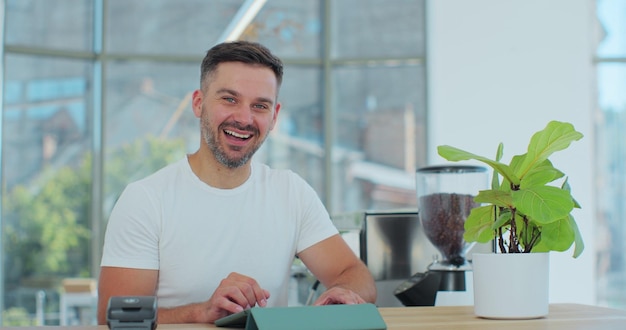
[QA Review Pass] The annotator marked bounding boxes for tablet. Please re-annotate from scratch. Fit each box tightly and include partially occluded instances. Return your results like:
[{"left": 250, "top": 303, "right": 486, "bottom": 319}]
[
  {"left": 214, "top": 309, "right": 251, "bottom": 328},
  {"left": 214, "top": 304, "right": 387, "bottom": 330}
]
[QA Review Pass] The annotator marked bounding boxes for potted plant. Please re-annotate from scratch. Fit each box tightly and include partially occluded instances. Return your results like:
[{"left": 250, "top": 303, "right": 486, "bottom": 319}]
[{"left": 436, "top": 120, "right": 584, "bottom": 319}]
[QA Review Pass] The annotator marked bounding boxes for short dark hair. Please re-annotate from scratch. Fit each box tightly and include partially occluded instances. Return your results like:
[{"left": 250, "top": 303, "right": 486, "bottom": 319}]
[{"left": 200, "top": 41, "right": 284, "bottom": 90}]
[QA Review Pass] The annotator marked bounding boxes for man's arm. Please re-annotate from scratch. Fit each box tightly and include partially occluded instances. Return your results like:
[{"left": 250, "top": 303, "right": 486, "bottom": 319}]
[
  {"left": 97, "top": 267, "right": 270, "bottom": 325},
  {"left": 97, "top": 267, "right": 159, "bottom": 324},
  {"left": 297, "top": 234, "right": 376, "bottom": 305},
  {"left": 98, "top": 267, "right": 204, "bottom": 324}
]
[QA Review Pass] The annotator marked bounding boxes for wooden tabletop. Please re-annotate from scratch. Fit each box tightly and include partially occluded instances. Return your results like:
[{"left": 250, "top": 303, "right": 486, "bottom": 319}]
[
  {"left": 2, "top": 304, "right": 624, "bottom": 329},
  {"left": 378, "top": 303, "right": 626, "bottom": 329}
]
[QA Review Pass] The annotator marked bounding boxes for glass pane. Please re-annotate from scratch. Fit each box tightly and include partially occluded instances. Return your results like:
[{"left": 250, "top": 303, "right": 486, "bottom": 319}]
[
  {"left": 2, "top": 54, "right": 93, "bottom": 324},
  {"left": 598, "top": 64, "right": 626, "bottom": 111},
  {"left": 331, "top": 0, "right": 426, "bottom": 59},
  {"left": 106, "top": 0, "right": 245, "bottom": 55},
  {"left": 259, "top": 66, "right": 325, "bottom": 195},
  {"left": 4, "top": 0, "right": 93, "bottom": 51},
  {"left": 595, "top": 63, "right": 626, "bottom": 309},
  {"left": 331, "top": 64, "right": 426, "bottom": 213},
  {"left": 104, "top": 61, "right": 199, "bottom": 210},
  {"left": 248, "top": 0, "right": 322, "bottom": 59},
  {"left": 597, "top": 0, "right": 626, "bottom": 57}
]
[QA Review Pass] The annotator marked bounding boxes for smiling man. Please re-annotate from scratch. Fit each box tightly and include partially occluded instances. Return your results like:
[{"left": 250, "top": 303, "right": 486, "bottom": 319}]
[{"left": 97, "top": 41, "right": 376, "bottom": 325}]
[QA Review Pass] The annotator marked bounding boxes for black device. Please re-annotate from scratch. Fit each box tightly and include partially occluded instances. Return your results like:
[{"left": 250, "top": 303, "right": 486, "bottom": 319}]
[
  {"left": 107, "top": 296, "right": 157, "bottom": 330},
  {"left": 394, "top": 270, "right": 467, "bottom": 306}
]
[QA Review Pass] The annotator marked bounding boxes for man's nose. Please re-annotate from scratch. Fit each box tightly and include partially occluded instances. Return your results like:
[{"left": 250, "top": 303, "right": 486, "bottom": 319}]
[{"left": 231, "top": 105, "right": 254, "bottom": 125}]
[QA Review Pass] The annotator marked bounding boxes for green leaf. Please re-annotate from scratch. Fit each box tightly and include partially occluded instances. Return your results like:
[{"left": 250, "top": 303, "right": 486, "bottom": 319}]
[
  {"left": 509, "top": 154, "right": 525, "bottom": 174},
  {"left": 498, "top": 154, "right": 525, "bottom": 191},
  {"left": 463, "top": 206, "right": 495, "bottom": 243},
  {"left": 512, "top": 186, "right": 574, "bottom": 224},
  {"left": 561, "top": 178, "right": 582, "bottom": 209},
  {"left": 495, "top": 142, "right": 504, "bottom": 162},
  {"left": 569, "top": 215, "right": 585, "bottom": 258},
  {"left": 532, "top": 218, "right": 575, "bottom": 252},
  {"left": 474, "top": 189, "right": 512, "bottom": 208},
  {"left": 491, "top": 143, "right": 504, "bottom": 190},
  {"left": 516, "top": 121, "right": 583, "bottom": 179},
  {"left": 531, "top": 240, "right": 548, "bottom": 253},
  {"left": 490, "top": 169, "right": 501, "bottom": 191},
  {"left": 520, "top": 159, "right": 564, "bottom": 189},
  {"left": 491, "top": 209, "right": 512, "bottom": 230},
  {"left": 438, "top": 145, "right": 520, "bottom": 186}
]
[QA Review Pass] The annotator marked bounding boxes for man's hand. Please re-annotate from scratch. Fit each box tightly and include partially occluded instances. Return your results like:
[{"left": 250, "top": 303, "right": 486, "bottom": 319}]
[
  {"left": 313, "top": 286, "right": 367, "bottom": 306},
  {"left": 99, "top": 268, "right": 269, "bottom": 324},
  {"left": 201, "top": 272, "right": 270, "bottom": 323},
  {"left": 298, "top": 235, "right": 377, "bottom": 305}
]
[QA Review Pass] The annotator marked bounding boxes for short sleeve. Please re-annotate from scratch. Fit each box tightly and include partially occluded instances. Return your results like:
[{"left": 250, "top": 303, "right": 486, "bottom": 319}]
[
  {"left": 295, "top": 178, "right": 339, "bottom": 253},
  {"left": 100, "top": 182, "right": 161, "bottom": 269}
]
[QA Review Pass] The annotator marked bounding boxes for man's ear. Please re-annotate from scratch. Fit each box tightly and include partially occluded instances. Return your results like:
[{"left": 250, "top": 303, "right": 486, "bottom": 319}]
[
  {"left": 270, "top": 102, "right": 281, "bottom": 130},
  {"left": 191, "top": 89, "right": 203, "bottom": 118}
]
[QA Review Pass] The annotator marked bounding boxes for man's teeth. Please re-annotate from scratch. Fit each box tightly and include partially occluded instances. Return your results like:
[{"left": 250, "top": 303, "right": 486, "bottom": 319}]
[{"left": 225, "top": 130, "right": 251, "bottom": 139}]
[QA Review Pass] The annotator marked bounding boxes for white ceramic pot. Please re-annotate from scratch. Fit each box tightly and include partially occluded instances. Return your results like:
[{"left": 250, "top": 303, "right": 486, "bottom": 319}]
[{"left": 472, "top": 252, "right": 549, "bottom": 319}]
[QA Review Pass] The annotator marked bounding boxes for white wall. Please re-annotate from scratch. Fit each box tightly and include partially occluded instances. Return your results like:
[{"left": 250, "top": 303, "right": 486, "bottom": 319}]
[{"left": 426, "top": 0, "right": 597, "bottom": 304}]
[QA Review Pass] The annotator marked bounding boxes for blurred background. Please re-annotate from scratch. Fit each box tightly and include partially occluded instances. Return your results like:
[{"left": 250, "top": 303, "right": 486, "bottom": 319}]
[{"left": 0, "top": 0, "right": 624, "bottom": 325}]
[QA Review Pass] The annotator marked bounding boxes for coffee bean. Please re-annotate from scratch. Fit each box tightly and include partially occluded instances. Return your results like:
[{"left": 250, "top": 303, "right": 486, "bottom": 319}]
[{"left": 419, "top": 193, "right": 478, "bottom": 266}]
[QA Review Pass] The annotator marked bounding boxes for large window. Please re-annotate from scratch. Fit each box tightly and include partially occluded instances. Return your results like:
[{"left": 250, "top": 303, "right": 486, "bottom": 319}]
[
  {"left": 595, "top": 0, "right": 626, "bottom": 310},
  {"left": 0, "top": 0, "right": 426, "bottom": 325}
]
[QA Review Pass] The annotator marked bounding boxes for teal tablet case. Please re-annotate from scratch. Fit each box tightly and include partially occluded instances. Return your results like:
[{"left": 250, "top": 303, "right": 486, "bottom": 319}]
[{"left": 215, "top": 303, "right": 387, "bottom": 330}]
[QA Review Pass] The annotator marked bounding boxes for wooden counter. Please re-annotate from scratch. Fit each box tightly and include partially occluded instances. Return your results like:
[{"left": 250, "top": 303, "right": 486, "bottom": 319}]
[
  {"left": 2, "top": 304, "right": 624, "bottom": 329},
  {"left": 378, "top": 303, "right": 626, "bottom": 329}
]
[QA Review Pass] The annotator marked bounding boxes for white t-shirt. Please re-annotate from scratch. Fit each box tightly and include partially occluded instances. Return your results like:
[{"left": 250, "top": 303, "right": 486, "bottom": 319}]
[{"left": 100, "top": 157, "right": 338, "bottom": 308}]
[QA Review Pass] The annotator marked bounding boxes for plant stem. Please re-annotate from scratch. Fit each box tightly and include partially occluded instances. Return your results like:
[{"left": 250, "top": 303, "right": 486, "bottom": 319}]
[
  {"left": 526, "top": 226, "right": 541, "bottom": 252},
  {"left": 498, "top": 227, "right": 507, "bottom": 253},
  {"left": 522, "top": 215, "right": 530, "bottom": 251},
  {"left": 496, "top": 206, "right": 507, "bottom": 253},
  {"left": 509, "top": 208, "right": 520, "bottom": 253}
]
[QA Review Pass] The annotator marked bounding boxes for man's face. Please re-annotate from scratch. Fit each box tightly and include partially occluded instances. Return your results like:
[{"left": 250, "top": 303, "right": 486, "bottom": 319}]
[{"left": 193, "top": 61, "right": 281, "bottom": 168}]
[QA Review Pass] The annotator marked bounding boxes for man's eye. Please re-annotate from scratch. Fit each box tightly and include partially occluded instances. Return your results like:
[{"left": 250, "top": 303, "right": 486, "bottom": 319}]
[
  {"left": 254, "top": 104, "right": 269, "bottom": 109},
  {"left": 223, "top": 97, "right": 235, "bottom": 103}
]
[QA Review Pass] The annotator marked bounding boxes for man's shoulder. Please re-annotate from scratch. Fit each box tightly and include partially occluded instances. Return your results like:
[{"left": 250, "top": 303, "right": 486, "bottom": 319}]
[
  {"left": 254, "top": 162, "right": 304, "bottom": 183},
  {"left": 252, "top": 163, "right": 317, "bottom": 199},
  {"left": 130, "top": 157, "right": 189, "bottom": 189}
]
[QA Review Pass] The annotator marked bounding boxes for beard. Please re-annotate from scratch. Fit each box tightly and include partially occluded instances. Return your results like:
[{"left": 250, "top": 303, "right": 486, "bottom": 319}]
[{"left": 200, "top": 111, "right": 265, "bottom": 169}]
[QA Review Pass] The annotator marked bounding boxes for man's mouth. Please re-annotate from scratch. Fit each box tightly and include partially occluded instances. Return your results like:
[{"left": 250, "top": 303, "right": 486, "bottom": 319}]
[{"left": 224, "top": 129, "right": 252, "bottom": 140}]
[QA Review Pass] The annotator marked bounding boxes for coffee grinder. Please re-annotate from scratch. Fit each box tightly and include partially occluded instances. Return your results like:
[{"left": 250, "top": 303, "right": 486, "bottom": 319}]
[{"left": 395, "top": 165, "right": 487, "bottom": 306}]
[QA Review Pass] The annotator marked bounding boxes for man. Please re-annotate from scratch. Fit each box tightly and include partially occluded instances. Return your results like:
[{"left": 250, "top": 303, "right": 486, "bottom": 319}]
[{"left": 97, "top": 41, "right": 376, "bottom": 324}]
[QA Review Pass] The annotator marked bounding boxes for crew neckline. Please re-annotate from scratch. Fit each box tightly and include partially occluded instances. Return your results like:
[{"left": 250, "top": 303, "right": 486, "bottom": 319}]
[{"left": 183, "top": 156, "right": 255, "bottom": 194}]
